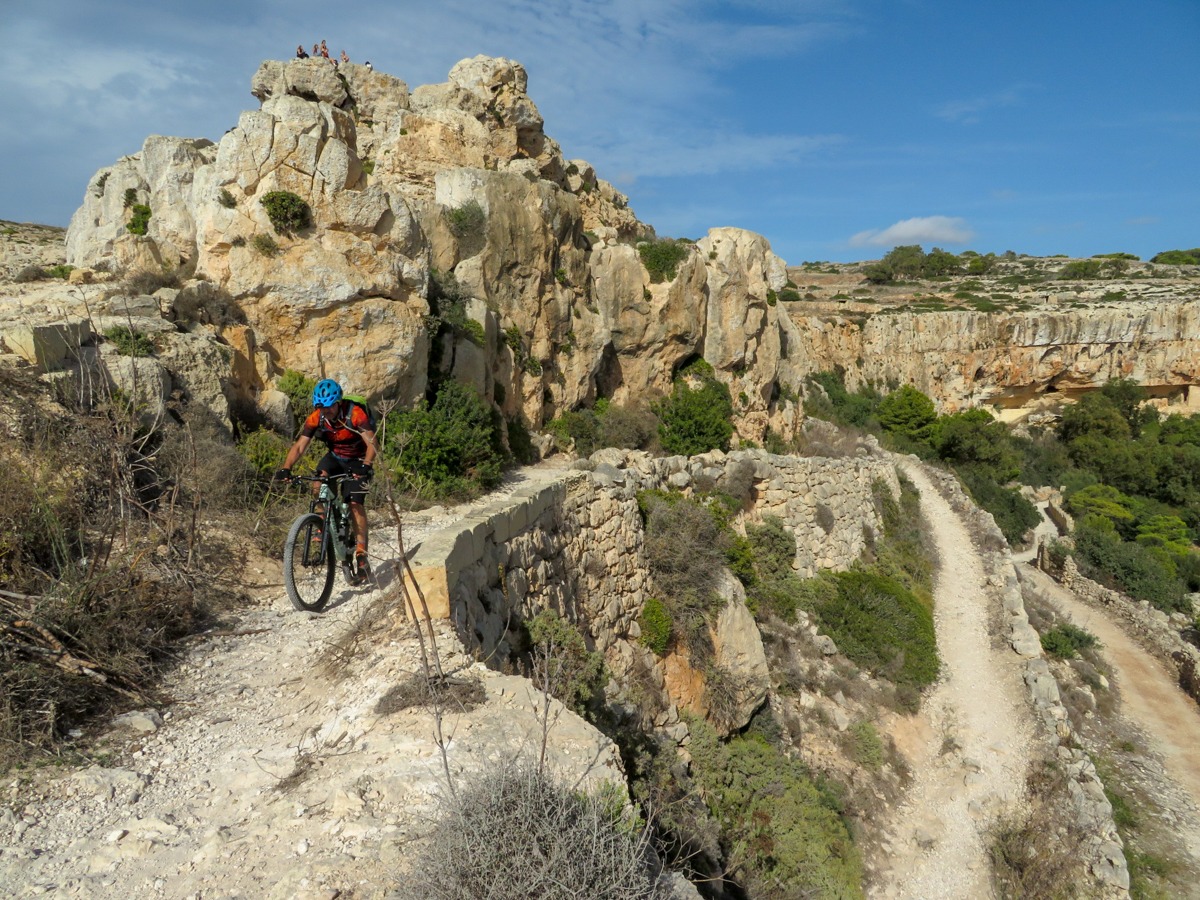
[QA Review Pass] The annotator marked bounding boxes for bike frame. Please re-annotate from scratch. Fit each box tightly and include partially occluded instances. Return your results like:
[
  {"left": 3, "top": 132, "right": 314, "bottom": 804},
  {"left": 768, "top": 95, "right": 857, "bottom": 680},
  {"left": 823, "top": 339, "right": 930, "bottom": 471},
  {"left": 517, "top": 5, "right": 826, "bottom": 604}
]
[{"left": 301, "top": 475, "right": 355, "bottom": 568}]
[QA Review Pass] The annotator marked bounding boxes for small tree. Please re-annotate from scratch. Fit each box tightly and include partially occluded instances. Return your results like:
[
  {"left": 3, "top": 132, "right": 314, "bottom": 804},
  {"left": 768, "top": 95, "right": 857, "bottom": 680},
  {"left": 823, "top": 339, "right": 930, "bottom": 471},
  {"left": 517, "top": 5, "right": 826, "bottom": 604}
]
[
  {"left": 657, "top": 366, "right": 733, "bottom": 456},
  {"left": 878, "top": 384, "right": 937, "bottom": 444}
]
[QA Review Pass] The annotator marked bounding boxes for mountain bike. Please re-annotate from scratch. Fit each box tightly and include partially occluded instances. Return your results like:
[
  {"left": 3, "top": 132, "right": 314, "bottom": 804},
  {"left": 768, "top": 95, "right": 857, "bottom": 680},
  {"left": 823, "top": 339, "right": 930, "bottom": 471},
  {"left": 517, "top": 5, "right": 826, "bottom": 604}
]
[{"left": 282, "top": 474, "right": 369, "bottom": 612}]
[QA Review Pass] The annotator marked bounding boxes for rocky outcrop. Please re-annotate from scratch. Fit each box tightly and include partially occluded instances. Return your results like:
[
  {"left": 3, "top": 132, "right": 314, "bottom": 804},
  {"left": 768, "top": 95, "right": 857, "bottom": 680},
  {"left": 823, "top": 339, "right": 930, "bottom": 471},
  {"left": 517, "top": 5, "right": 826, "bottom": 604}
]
[{"left": 63, "top": 56, "right": 797, "bottom": 438}]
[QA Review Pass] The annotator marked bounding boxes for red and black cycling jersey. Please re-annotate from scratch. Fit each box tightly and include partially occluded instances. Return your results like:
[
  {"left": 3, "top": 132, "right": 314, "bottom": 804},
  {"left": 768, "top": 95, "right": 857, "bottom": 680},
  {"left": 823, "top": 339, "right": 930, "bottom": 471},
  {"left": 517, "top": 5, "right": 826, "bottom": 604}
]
[{"left": 301, "top": 400, "right": 375, "bottom": 459}]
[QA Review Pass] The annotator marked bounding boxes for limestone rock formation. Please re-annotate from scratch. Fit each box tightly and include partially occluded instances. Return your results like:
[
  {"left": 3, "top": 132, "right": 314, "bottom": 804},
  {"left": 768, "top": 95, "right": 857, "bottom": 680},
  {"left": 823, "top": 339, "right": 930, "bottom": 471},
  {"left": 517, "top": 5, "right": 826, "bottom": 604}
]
[{"left": 63, "top": 56, "right": 797, "bottom": 438}]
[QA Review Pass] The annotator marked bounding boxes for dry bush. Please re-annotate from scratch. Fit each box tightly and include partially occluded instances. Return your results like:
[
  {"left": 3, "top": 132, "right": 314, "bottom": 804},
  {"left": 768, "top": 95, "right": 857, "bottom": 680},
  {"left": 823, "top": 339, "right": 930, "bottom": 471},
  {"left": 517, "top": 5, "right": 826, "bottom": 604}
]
[
  {"left": 122, "top": 267, "right": 180, "bottom": 296},
  {"left": 718, "top": 458, "right": 756, "bottom": 506},
  {"left": 404, "top": 760, "right": 665, "bottom": 899},
  {"left": 374, "top": 673, "right": 486, "bottom": 715},
  {"left": 0, "top": 370, "right": 258, "bottom": 766},
  {"left": 793, "top": 420, "right": 867, "bottom": 458},
  {"left": 989, "top": 757, "right": 1088, "bottom": 898}
]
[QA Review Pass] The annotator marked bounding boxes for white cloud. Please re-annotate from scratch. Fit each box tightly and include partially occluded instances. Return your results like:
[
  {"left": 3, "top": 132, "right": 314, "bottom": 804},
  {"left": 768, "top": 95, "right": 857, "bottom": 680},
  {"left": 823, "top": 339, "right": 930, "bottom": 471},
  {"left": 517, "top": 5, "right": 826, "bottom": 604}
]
[
  {"left": 849, "top": 216, "right": 975, "bottom": 247},
  {"left": 934, "top": 85, "right": 1033, "bottom": 124}
]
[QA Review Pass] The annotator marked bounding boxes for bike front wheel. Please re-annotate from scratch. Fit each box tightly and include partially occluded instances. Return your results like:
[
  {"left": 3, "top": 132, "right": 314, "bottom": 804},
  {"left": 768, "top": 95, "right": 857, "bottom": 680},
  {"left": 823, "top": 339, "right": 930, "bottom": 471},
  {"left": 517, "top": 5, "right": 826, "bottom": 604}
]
[{"left": 283, "top": 512, "right": 335, "bottom": 612}]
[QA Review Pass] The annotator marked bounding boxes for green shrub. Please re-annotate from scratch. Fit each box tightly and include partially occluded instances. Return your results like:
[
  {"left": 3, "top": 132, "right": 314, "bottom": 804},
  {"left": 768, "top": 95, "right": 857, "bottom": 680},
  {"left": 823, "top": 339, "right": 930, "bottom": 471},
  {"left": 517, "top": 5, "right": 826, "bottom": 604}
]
[
  {"left": 383, "top": 379, "right": 505, "bottom": 497},
  {"left": 1150, "top": 248, "right": 1200, "bottom": 265},
  {"left": 527, "top": 609, "right": 606, "bottom": 715},
  {"left": 123, "top": 187, "right": 138, "bottom": 208},
  {"left": 547, "top": 408, "right": 600, "bottom": 455},
  {"left": 811, "top": 570, "right": 939, "bottom": 689},
  {"left": 445, "top": 199, "right": 486, "bottom": 241},
  {"left": 597, "top": 401, "right": 659, "bottom": 451},
  {"left": 803, "top": 370, "right": 881, "bottom": 429},
  {"left": 638, "top": 239, "right": 691, "bottom": 283},
  {"left": 260, "top": 190, "right": 311, "bottom": 234},
  {"left": 217, "top": 188, "right": 237, "bottom": 209},
  {"left": 126, "top": 204, "right": 151, "bottom": 235},
  {"left": 1040, "top": 623, "right": 1099, "bottom": 659},
  {"left": 103, "top": 325, "right": 155, "bottom": 357},
  {"left": 639, "top": 491, "right": 735, "bottom": 662},
  {"left": 957, "top": 465, "right": 1040, "bottom": 545},
  {"left": 746, "top": 516, "right": 795, "bottom": 581},
  {"left": 657, "top": 364, "right": 733, "bottom": 456},
  {"left": 1059, "top": 259, "right": 1103, "bottom": 279},
  {"left": 44, "top": 264, "right": 74, "bottom": 279},
  {"left": 687, "top": 719, "right": 863, "bottom": 897},
  {"left": 1073, "top": 517, "right": 1188, "bottom": 612},
  {"left": 847, "top": 720, "right": 884, "bottom": 771},
  {"left": 878, "top": 384, "right": 936, "bottom": 443},
  {"left": 277, "top": 369, "right": 317, "bottom": 427},
  {"left": 252, "top": 233, "right": 280, "bottom": 257},
  {"left": 236, "top": 427, "right": 291, "bottom": 477},
  {"left": 638, "top": 597, "right": 672, "bottom": 655}
]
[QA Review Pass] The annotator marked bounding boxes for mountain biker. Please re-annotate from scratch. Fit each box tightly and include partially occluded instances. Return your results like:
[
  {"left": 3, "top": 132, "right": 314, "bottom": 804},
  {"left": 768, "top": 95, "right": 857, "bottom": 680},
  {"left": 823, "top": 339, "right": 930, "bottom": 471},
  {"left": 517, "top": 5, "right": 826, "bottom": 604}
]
[{"left": 276, "top": 379, "right": 378, "bottom": 582}]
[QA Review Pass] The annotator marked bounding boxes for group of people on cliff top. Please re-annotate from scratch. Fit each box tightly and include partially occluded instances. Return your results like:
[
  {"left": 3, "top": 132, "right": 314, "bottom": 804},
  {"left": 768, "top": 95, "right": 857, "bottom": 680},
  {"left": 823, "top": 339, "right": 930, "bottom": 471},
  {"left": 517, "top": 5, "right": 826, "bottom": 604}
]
[{"left": 295, "top": 40, "right": 364, "bottom": 67}]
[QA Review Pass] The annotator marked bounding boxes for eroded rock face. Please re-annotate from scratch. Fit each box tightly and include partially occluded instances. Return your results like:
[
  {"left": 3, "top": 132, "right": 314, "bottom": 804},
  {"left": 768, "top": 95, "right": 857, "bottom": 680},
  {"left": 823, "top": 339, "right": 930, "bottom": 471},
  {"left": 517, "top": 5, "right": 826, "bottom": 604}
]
[
  {"left": 788, "top": 301, "right": 1200, "bottom": 416},
  {"left": 64, "top": 55, "right": 798, "bottom": 434}
]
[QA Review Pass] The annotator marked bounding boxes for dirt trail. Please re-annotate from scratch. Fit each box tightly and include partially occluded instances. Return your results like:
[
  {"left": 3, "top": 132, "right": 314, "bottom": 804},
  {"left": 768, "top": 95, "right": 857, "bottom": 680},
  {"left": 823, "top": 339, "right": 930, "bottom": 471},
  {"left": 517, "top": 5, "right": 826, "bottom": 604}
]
[
  {"left": 1025, "top": 566, "right": 1200, "bottom": 860},
  {"left": 0, "top": 462, "right": 579, "bottom": 899},
  {"left": 871, "top": 462, "right": 1033, "bottom": 900}
]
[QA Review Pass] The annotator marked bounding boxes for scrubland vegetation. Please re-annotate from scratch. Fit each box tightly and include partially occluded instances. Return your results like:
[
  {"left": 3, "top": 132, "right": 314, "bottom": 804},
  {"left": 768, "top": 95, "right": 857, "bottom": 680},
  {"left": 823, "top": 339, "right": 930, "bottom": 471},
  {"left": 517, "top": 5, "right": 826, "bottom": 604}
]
[{"left": 802, "top": 370, "right": 1200, "bottom": 614}]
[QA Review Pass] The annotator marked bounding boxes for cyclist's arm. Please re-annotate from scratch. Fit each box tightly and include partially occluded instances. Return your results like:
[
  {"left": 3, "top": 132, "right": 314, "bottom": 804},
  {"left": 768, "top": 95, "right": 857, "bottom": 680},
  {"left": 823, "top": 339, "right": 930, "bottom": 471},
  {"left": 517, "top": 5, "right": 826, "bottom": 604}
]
[
  {"left": 282, "top": 434, "right": 312, "bottom": 471},
  {"left": 361, "top": 429, "right": 378, "bottom": 466}
]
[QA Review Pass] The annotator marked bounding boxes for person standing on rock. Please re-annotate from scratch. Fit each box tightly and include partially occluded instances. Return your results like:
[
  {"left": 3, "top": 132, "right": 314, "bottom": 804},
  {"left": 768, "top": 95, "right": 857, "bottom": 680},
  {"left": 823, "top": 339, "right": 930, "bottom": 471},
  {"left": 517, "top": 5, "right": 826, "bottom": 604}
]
[{"left": 276, "top": 379, "right": 378, "bottom": 583}]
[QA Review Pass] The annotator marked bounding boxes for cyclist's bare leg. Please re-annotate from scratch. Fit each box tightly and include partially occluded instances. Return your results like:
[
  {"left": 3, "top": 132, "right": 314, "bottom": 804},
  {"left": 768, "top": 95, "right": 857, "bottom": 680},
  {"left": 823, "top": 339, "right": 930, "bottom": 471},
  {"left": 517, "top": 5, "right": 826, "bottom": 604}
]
[{"left": 349, "top": 501, "right": 368, "bottom": 555}]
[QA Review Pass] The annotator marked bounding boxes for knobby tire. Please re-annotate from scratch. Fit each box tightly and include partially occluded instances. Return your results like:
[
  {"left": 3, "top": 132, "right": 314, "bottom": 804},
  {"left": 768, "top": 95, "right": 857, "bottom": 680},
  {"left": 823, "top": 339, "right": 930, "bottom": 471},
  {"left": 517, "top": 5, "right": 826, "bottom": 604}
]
[{"left": 283, "top": 512, "right": 335, "bottom": 612}]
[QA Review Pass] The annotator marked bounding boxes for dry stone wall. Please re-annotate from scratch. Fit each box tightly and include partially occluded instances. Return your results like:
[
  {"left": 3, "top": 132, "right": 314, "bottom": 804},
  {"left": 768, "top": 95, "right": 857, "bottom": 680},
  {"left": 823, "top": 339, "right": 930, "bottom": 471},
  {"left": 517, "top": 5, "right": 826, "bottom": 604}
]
[{"left": 407, "top": 449, "right": 900, "bottom": 664}]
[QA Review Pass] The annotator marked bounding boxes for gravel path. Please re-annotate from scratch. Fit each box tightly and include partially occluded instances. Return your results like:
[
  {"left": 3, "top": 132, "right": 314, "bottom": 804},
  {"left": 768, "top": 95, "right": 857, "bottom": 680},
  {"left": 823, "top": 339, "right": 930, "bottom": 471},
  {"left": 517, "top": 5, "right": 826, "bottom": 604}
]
[
  {"left": 1027, "top": 566, "right": 1200, "bottom": 864},
  {"left": 0, "top": 463, "right": 584, "bottom": 900},
  {"left": 872, "top": 462, "right": 1033, "bottom": 900}
]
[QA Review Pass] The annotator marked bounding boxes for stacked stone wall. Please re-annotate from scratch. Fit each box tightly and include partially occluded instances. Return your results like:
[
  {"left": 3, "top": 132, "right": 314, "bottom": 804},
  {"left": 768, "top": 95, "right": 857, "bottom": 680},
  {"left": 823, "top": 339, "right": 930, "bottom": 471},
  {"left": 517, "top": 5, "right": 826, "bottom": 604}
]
[{"left": 408, "top": 448, "right": 901, "bottom": 665}]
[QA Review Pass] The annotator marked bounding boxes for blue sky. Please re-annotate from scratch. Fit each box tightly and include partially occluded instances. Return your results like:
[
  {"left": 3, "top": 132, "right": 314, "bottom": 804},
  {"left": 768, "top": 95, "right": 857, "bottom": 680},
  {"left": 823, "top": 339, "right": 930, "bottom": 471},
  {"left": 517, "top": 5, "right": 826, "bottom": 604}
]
[{"left": 3, "top": 0, "right": 1197, "bottom": 264}]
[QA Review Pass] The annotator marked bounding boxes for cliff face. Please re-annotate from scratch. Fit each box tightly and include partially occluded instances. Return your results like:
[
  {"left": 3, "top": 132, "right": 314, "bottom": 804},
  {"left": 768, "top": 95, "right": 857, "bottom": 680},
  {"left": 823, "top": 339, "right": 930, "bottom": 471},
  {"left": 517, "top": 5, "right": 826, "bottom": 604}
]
[
  {"left": 64, "top": 56, "right": 793, "bottom": 439},
  {"left": 786, "top": 299, "right": 1200, "bottom": 416}
]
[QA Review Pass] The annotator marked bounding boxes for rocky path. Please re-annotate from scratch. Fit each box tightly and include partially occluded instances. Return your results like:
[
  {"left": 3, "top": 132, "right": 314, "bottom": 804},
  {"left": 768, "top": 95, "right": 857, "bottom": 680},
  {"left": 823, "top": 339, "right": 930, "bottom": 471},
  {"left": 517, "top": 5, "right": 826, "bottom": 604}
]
[
  {"left": 0, "top": 462, "right": 617, "bottom": 900},
  {"left": 871, "top": 462, "right": 1033, "bottom": 899},
  {"left": 1026, "top": 566, "right": 1200, "bottom": 863}
]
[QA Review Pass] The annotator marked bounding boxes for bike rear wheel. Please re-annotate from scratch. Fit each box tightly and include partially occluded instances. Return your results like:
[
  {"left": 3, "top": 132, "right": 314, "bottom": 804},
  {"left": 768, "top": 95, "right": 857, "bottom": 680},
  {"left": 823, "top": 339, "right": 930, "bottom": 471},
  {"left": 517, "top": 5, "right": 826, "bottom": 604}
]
[{"left": 283, "top": 512, "right": 335, "bottom": 612}]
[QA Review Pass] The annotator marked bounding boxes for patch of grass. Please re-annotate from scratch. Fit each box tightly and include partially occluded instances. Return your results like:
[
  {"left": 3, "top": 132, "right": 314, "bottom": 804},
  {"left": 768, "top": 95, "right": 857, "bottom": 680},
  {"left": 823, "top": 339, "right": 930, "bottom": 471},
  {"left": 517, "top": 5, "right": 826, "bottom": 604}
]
[
  {"left": 1040, "top": 623, "right": 1099, "bottom": 659},
  {"left": 103, "top": 325, "right": 155, "bottom": 357},
  {"left": 252, "top": 233, "right": 280, "bottom": 257},
  {"left": 638, "top": 239, "right": 691, "bottom": 284}
]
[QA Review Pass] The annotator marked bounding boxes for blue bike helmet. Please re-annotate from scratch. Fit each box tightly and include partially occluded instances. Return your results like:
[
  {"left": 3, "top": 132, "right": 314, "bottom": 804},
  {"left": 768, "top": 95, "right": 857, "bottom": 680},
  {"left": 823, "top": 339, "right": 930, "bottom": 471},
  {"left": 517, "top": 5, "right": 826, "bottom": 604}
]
[{"left": 312, "top": 378, "right": 343, "bottom": 408}]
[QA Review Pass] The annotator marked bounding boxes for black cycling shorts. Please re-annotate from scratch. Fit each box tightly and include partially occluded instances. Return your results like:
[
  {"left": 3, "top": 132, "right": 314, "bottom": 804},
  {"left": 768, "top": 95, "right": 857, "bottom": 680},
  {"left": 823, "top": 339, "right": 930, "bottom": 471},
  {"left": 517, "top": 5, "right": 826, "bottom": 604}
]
[{"left": 316, "top": 452, "right": 371, "bottom": 504}]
